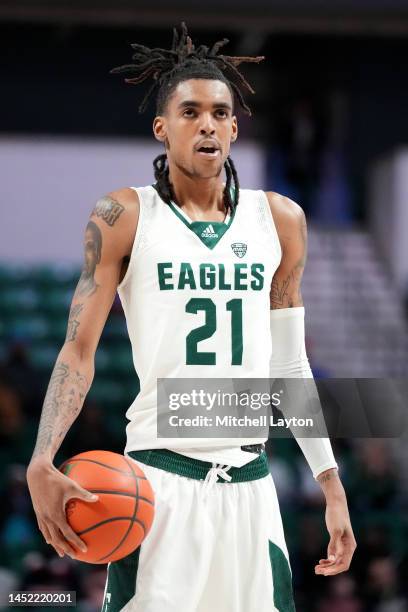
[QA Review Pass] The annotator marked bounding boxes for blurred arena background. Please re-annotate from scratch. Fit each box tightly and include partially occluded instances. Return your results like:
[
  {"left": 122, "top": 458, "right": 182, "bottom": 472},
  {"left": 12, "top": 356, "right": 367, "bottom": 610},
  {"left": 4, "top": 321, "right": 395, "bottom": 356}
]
[{"left": 1, "top": 1, "right": 408, "bottom": 610}]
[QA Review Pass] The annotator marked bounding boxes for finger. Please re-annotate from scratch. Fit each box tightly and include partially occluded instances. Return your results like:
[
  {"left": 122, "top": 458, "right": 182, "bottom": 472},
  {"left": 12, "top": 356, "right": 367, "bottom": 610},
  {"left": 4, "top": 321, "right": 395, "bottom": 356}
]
[
  {"left": 315, "top": 561, "right": 342, "bottom": 573},
  {"left": 315, "top": 562, "right": 350, "bottom": 576},
  {"left": 38, "top": 519, "right": 52, "bottom": 544},
  {"left": 50, "top": 541, "right": 66, "bottom": 558},
  {"left": 49, "top": 523, "right": 77, "bottom": 557},
  {"left": 319, "top": 555, "right": 337, "bottom": 565},
  {"left": 318, "top": 559, "right": 336, "bottom": 566},
  {"left": 40, "top": 519, "right": 65, "bottom": 558},
  {"left": 317, "top": 554, "right": 338, "bottom": 568},
  {"left": 315, "top": 554, "right": 346, "bottom": 573},
  {"left": 57, "top": 514, "right": 87, "bottom": 553},
  {"left": 48, "top": 523, "right": 77, "bottom": 557},
  {"left": 38, "top": 520, "right": 65, "bottom": 558},
  {"left": 316, "top": 552, "right": 350, "bottom": 575}
]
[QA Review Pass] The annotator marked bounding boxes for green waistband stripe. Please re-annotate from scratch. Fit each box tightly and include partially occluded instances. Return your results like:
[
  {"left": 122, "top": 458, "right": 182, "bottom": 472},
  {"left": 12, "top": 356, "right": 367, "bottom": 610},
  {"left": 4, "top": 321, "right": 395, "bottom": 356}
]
[{"left": 127, "top": 449, "right": 269, "bottom": 482}]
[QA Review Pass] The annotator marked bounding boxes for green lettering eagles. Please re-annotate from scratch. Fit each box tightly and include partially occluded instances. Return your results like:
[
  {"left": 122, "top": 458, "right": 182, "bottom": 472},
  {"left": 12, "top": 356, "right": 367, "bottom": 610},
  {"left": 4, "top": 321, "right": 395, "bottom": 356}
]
[{"left": 157, "top": 262, "right": 264, "bottom": 291}]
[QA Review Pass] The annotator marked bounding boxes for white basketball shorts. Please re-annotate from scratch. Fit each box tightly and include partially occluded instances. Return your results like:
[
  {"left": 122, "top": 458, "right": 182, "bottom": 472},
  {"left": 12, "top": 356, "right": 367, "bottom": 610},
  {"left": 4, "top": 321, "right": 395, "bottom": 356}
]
[{"left": 102, "top": 449, "right": 295, "bottom": 612}]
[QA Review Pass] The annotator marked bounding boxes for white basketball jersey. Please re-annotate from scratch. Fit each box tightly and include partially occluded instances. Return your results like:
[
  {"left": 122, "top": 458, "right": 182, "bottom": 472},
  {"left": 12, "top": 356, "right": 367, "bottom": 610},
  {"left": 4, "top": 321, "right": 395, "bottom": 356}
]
[{"left": 117, "top": 185, "right": 282, "bottom": 466}]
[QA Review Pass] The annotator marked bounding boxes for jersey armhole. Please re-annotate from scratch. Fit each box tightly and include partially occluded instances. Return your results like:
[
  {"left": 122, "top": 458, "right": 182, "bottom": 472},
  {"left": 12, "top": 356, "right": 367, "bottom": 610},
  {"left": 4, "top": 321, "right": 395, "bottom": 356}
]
[
  {"left": 117, "top": 186, "right": 144, "bottom": 291},
  {"left": 258, "top": 190, "right": 283, "bottom": 265}
]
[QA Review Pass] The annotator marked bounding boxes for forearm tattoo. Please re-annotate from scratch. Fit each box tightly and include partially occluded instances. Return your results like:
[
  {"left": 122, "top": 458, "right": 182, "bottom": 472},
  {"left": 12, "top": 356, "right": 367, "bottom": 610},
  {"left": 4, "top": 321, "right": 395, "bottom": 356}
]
[
  {"left": 91, "top": 196, "right": 124, "bottom": 227},
  {"left": 65, "top": 303, "right": 84, "bottom": 342},
  {"left": 32, "top": 361, "right": 89, "bottom": 459},
  {"left": 76, "top": 221, "right": 102, "bottom": 298},
  {"left": 317, "top": 469, "right": 339, "bottom": 485},
  {"left": 271, "top": 275, "right": 293, "bottom": 308}
]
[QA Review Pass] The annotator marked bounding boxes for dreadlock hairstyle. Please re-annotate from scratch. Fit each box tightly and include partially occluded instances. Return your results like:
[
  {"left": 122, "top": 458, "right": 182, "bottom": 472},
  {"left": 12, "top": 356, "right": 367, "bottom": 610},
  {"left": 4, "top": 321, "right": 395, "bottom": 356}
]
[{"left": 110, "top": 22, "right": 264, "bottom": 215}]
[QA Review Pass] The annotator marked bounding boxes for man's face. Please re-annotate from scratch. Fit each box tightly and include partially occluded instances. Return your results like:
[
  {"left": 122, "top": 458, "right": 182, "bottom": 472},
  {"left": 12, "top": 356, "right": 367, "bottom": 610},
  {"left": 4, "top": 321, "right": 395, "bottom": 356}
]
[{"left": 153, "top": 79, "right": 238, "bottom": 179}]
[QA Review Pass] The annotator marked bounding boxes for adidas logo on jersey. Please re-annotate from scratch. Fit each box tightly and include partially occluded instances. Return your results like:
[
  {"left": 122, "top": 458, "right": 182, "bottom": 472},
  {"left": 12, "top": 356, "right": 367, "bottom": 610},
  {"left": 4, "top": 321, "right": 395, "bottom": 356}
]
[{"left": 201, "top": 224, "right": 218, "bottom": 238}]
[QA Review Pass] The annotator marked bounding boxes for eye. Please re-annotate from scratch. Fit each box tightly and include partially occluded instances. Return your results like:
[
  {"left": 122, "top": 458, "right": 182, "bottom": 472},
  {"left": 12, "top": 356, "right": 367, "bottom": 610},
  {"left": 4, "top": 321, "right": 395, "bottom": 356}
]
[
  {"left": 183, "top": 108, "right": 196, "bottom": 117},
  {"left": 216, "top": 109, "right": 228, "bottom": 118}
]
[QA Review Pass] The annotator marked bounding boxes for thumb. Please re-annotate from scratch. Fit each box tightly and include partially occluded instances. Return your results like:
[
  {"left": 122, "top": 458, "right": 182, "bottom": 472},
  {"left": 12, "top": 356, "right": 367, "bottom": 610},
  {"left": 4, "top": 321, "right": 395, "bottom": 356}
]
[{"left": 72, "top": 486, "right": 99, "bottom": 503}]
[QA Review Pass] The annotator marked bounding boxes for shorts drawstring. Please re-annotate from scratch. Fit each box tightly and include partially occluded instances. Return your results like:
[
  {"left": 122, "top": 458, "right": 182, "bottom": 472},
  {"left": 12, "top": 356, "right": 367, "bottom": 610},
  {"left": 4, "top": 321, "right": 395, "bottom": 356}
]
[{"left": 202, "top": 463, "right": 232, "bottom": 499}]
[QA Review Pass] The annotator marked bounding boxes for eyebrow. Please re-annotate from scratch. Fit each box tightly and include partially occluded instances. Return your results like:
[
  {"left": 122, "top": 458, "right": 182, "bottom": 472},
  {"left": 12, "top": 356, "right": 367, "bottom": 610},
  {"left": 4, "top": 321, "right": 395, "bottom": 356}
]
[{"left": 178, "top": 100, "right": 233, "bottom": 111}]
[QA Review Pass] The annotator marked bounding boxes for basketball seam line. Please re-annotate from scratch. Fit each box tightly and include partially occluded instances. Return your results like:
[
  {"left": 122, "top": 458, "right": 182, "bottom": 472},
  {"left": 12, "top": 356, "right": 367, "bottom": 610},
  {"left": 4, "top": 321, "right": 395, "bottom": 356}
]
[
  {"left": 77, "top": 516, "right": 147, "bottom": 536},
  {"left": 95, "top": 456, "right": 142, "bottom": 562},
  {"left": 87, "top": 490, "right": 154, "bottom": 505},
  {"left": 64, "top": 458, "right": 147, "bottom": 478}
]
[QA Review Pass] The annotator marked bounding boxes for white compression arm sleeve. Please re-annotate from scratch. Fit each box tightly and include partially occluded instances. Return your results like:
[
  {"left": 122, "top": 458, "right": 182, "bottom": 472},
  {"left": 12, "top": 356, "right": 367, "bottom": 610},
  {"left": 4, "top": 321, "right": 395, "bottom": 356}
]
[{"left": 269, "top": 307, "right": 338, "bottom": 479}]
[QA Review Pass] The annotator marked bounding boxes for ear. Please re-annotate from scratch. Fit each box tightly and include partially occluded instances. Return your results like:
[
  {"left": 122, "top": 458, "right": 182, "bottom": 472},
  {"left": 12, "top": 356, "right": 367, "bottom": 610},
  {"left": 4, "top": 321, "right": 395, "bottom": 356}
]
[
  {"left": 230, "top": 116, "right": 238, "bottom": 143},
  {"left": 153, "top": 116, "right": 167, "bottom": 144}
]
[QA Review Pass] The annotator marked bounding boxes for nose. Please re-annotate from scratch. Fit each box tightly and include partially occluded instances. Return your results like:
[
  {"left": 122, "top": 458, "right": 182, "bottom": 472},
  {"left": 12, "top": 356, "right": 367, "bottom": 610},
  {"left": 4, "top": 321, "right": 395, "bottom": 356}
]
[{"left": 199, "top": 113, "right": 216, "bottom": 135}]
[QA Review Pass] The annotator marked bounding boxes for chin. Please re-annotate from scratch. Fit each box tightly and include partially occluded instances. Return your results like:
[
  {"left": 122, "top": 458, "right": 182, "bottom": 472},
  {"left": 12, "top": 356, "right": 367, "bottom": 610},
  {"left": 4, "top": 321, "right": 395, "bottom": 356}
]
[{"left": 195, "top": 163, "right": 224, "bottom": 179}]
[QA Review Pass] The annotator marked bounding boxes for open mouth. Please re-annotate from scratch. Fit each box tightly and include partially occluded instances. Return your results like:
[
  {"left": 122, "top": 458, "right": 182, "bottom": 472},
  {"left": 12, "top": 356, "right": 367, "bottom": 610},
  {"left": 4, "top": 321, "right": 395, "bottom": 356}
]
[{"left": 196, "top": 146, "right": 220, "bottom": 158}]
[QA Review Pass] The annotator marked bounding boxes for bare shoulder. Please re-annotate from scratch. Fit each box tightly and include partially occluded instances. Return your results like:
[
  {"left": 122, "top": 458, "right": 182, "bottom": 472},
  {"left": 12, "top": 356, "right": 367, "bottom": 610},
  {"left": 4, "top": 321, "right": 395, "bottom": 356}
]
[
  {"left": 93, "top": 187, "right": 139, "bottom": 227},
  {"left": 264, "top": 191, "right": 306, "bottom": 248},
  {"left": 90, "top": 187, "right": 140, "bottom": 258}
]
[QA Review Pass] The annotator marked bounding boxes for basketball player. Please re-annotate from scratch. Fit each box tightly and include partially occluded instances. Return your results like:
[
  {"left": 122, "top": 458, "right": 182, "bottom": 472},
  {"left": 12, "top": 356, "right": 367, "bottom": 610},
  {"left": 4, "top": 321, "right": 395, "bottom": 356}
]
[{"left": 27, "top": 23, "right": 356, "bottom": 612}]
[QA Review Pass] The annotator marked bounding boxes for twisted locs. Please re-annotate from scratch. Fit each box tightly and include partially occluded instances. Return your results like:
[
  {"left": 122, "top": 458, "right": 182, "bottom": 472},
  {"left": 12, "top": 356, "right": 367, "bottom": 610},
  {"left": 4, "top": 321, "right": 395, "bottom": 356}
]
[{"left": 110, "top": 21, "right": 264, "bottom": 115}]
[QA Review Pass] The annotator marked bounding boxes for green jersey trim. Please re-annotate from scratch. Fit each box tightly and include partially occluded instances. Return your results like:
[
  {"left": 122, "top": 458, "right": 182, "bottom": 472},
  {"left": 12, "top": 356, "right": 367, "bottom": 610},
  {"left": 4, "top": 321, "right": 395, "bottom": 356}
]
[
  {"left": 152, "top": 184, "right": 237, "bottom": 250},
  {"left": 167, "top": 200, "right": 236, "bottom": 250}
]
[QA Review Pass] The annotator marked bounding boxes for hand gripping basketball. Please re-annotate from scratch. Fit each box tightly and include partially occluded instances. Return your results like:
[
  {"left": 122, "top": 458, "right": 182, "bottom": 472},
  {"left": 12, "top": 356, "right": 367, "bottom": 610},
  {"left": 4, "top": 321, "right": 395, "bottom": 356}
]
[
  {"left": 27, "top": 459, "right": 100, "bottom": 559},
  {"left": 58, "top": 450, "right": 155, "bottom": 563}
]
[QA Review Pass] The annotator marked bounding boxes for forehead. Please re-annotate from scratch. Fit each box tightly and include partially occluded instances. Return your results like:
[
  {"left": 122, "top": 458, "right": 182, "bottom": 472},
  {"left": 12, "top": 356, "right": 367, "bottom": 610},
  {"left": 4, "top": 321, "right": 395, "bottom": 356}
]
[{"left": 168, "top": 79, "right": 233, "bottom": 109}]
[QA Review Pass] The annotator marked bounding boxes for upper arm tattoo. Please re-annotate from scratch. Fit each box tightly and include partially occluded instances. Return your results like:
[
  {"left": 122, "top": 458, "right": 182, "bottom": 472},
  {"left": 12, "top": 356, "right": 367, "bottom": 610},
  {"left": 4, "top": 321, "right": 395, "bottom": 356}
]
[
  {"left": 91, "top": 196, "right": 124, "bottom": 227},
  {"left": 76, "top": 220, "right": 102, "bottom": 298},
  {"left": 270, "top": 210, "right": 307, "bottom": 309}
]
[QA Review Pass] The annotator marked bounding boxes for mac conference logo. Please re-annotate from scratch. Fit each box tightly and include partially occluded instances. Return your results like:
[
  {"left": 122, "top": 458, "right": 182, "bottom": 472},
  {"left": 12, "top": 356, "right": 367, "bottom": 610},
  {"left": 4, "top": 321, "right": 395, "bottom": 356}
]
[{"left": 231, "top": 242, "right": 247, "bottom": 258}]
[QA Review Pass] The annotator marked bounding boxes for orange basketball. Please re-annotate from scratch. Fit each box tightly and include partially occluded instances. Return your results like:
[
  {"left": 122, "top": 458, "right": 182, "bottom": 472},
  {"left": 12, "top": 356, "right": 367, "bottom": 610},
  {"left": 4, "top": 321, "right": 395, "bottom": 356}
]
[{"left": 59, "top": 450, "right": 155, "bottom": 564}]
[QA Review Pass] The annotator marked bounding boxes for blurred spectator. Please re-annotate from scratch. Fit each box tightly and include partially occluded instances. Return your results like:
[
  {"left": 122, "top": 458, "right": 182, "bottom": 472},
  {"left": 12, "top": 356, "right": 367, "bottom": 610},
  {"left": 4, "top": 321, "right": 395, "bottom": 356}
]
[
  {"left": 0, "top": 566, "right": 19, "bottom": 611},
  {"left": 314, "top": 90, "right": 353, "bottom": 225},
  {"left": 267, "top": 448, "right": 298, "bottom": 509},
  {"left": 0, "top": 464, "right": 38, "bottom": 569},
  {"left": 63, "top": 399, "right": 112, "bottom": 459},
  {"left": 292, "top": 513, "right": 328, "bottom": 606},
  {"left": 305, "top": 336, "right": 333, "bottom": 379},
  {"left": 346, "top": 441, "right": 399, "bottom": 512},
  {"left": 317, "top": 574, "right": 363, "bottom": 612},
  {"left": 283, "top": 98, "right": 321, "bottom": 213},
  {"left": 19, "top": 551, "right": 80, "bottom": 599},
  {"left": 1, "top": 342, "right": 45, "bottom": 420},
  {"left": 365, "top": 557, "right": 407, "bottom": 612},
  {"left": 77, "top": 567, "right": 107, "bottom": 612},
  {"left": 0, "top": 381, "right": 36, "bottom": 468}
]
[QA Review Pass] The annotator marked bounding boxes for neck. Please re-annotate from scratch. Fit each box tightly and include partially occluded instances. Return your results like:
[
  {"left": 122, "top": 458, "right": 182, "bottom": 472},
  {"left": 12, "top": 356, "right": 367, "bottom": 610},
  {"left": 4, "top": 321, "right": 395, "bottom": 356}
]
[{"left": 167, "top": 160, "right": 227, "bottom": 219}]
